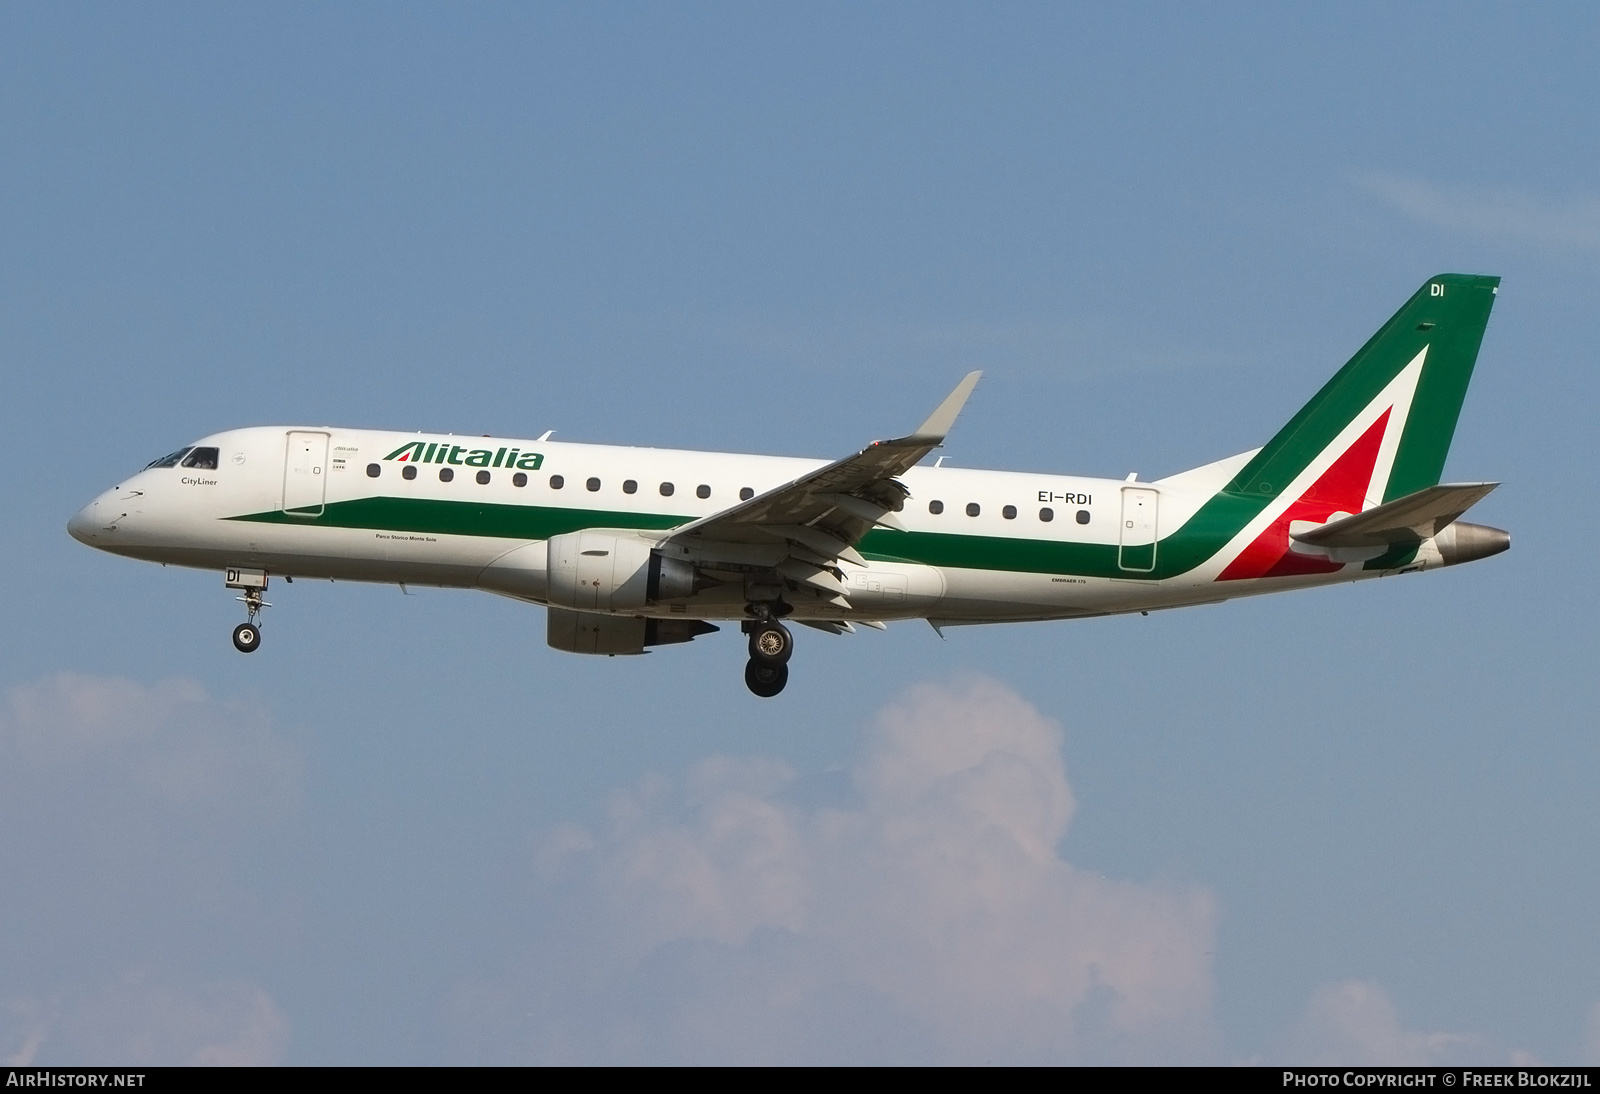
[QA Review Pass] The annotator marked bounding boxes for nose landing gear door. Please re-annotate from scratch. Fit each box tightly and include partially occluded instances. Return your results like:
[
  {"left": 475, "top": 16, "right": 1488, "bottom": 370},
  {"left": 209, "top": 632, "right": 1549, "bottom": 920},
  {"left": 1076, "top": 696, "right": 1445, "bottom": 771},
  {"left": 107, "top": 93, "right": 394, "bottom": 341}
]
[{"left": 283, "top": 431, "right": 330, "bottom": 517}]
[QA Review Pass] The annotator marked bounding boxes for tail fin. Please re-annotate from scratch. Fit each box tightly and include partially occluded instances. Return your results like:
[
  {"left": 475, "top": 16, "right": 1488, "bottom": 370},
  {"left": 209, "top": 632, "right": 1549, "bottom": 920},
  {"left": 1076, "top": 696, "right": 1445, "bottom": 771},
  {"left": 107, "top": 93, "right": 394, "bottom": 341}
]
[{"left": 1226, "top": 274, "right": 1499, "bottom": 506}]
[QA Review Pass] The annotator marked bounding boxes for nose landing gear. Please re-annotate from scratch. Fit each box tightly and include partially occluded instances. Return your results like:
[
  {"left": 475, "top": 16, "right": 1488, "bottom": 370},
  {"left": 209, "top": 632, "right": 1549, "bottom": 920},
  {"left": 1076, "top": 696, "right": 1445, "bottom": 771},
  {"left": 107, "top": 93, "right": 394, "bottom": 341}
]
[
  {"left": 225, "top": 568, "right": 270, "bottom": 654},
  {"left": 743, "top": 616, "right": 794, "bottom": 697}
]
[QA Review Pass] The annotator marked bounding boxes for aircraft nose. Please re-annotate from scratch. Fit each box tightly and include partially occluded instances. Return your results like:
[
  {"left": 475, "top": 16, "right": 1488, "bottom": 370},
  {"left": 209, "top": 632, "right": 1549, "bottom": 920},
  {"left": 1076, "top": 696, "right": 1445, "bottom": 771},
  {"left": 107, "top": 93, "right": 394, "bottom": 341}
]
[{"left": 67, "top": 499, "right": 100, "bottom": 544}]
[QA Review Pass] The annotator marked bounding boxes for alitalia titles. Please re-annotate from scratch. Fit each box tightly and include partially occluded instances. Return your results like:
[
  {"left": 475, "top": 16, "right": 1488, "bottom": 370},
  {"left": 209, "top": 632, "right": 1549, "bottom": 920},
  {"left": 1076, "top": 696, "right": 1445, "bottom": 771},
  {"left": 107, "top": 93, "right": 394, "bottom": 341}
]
[{"left": 384, "top": 441, "right": 543, "bottom": 470}]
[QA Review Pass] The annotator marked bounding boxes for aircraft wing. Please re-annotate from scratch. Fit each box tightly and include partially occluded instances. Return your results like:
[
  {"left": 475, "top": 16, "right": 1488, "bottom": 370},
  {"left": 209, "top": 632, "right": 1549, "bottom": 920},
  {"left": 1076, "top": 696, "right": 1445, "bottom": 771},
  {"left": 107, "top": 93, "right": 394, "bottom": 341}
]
[
  {"left": 1291, "top": 482, "right": 1499, "bottom": 549},
  {"left": 663, "top": 372, "right": 981, "bottom": 585}
]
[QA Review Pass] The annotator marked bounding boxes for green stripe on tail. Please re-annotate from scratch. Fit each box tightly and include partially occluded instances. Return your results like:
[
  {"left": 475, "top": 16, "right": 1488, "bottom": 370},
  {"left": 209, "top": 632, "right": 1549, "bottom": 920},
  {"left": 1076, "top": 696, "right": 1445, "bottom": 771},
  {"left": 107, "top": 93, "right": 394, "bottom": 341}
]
[{"left": 1227, "top": 273, "right": 1499, "bottom": 502}]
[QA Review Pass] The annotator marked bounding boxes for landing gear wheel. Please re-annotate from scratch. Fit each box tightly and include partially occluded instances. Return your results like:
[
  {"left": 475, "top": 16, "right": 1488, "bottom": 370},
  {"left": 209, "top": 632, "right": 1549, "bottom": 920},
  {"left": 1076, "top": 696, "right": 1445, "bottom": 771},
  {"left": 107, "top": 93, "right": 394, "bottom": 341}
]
[
  {"left": 229, "top": 582, "right": 270, "bottom": 654},
  {"left": 748, "top": 621, "right": 793, "bottom": 666},
  {"left": 744, "top": 659, "right": 788, "bottom": 698}
]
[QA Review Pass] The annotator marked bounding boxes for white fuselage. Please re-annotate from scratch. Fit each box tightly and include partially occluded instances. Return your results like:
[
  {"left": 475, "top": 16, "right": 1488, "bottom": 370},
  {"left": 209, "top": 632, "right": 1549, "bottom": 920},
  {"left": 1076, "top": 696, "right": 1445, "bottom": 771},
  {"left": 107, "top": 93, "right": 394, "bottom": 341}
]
[{"left": 68, "top": 425, "right": 1426, "bottom": 627}]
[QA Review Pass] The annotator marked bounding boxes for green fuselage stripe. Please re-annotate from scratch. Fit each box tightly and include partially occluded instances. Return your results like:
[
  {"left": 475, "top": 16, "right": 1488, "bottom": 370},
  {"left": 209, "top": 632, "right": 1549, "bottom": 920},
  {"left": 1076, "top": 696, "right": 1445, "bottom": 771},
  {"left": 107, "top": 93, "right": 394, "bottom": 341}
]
[
  {"left": 227, "top": 494, "right": 1263, "bottom": 581},
  {"left": 229, "top": 497, "right": 687, "bottom": 541}
]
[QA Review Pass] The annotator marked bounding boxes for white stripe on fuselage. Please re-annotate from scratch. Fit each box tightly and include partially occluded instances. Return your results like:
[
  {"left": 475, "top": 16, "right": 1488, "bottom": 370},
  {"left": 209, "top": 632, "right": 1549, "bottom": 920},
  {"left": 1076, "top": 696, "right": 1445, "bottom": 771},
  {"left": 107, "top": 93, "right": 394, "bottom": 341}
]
[{"left": 1194, "top": 350, "right": 1429, "bottom": 585}]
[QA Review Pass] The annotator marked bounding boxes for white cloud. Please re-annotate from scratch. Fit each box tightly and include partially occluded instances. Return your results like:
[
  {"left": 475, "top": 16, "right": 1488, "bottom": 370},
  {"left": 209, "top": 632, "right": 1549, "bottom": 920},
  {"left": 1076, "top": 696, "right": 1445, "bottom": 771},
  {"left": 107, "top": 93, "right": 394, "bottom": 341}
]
[
  {"left": 0, "top": 674, "right": 301, "bottom": 1065},
  {"left": 3, "top": 972, "right": 289, "bottom": 1066},
  {"left": 1582, "top": 1001, "right": 1600, "bottom": 1065},
  {"left": 1274, "top": 980, "right": 1551, "bottom": 1066},
  {"left": 1356, "top": 173, "right": 1600, "bottom": 253},
  {"left": 0, "top": 672, "right": 301, "bottom": 819},
  {"left": 1281, "top": 980, "right": 1470, "bottom": 1065},
  {"left": 447, "top": 676, "right": 1220, "bottom": 1064}
]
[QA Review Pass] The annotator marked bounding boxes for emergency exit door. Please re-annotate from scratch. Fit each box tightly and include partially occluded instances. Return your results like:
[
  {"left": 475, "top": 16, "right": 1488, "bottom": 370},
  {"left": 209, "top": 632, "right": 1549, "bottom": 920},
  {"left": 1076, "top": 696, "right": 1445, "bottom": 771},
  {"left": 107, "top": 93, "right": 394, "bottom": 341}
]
[{"left": 282, "top": 431, "right": 329, "bottom": 517}]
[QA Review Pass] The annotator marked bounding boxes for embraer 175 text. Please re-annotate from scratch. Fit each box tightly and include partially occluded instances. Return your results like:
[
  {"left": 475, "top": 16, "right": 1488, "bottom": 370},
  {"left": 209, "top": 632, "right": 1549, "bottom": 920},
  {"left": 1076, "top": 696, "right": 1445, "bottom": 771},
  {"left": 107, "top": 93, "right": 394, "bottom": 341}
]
[{"left": 70, "top": 275, "right": 1511, "bottom": 696}]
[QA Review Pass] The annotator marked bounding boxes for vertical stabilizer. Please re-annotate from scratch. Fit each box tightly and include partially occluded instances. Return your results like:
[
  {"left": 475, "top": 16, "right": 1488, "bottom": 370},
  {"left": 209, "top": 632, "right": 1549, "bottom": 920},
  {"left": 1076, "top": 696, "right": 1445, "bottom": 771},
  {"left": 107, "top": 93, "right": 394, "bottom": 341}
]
[
  {"left": 1154, "top": 275, "right": 1500, "bottom": 581},
  {"left": 1225, "top": 274, "right": 1499, "bottom": 505}
]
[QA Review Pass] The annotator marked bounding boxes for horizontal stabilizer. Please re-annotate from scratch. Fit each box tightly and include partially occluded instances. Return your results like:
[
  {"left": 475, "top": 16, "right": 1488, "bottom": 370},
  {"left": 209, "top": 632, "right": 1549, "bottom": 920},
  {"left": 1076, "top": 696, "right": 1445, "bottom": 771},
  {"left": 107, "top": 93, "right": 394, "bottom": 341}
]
[{"left": 1291, "top": 482, "right": 1498, "bottom": 548}]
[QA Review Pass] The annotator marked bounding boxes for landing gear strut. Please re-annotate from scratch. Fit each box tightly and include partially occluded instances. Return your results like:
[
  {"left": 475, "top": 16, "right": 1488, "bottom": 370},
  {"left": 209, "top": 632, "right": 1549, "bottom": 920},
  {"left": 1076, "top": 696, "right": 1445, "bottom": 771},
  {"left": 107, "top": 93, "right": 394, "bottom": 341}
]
[
  {"left": 742, "top": 613, "right": 794, "bottom": 697},
  {"left": 225, "top": 569, "right": 270, "bottom": 654}
]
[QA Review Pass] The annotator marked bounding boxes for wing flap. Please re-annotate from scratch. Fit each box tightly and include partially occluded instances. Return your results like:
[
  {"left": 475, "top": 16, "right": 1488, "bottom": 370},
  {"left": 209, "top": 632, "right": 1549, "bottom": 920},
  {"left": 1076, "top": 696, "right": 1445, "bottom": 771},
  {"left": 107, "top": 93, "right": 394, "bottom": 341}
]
[
  {"left": 776, "top": 558, "right": 849, "bottom": 595},
  {"left": 797, "top": 619, "right": 856, "bottom": 635}
]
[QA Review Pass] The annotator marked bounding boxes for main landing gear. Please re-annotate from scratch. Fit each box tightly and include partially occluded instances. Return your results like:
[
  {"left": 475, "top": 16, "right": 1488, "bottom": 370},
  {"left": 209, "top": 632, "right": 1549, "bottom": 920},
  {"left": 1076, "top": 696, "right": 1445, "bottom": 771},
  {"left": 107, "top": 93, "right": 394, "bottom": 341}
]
[
  {"left": 743, "top": 616, "right": 794, "bottom": 698},
  {"left": 225, "top": 568, "right": 270, "bottom": 654},
  {"left": 744, "top": 659, "right": 787, "bottom": 698}
]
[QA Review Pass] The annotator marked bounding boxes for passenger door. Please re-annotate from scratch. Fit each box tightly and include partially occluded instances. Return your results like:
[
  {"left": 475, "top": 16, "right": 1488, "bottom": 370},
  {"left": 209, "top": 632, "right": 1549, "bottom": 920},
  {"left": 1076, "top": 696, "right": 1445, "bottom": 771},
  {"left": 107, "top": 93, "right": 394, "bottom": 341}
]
[
  {"left": 1118, "top": 486, "right": 1159, "bottom": 572},
  {"left": 282, "top": 431, "right": 329, "bottom": 517}
]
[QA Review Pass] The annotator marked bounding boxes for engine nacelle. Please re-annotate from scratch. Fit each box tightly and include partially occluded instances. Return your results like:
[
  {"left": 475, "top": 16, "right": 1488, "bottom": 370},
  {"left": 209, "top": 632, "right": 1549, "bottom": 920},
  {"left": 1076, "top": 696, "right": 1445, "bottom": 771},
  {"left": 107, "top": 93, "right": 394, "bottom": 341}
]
[
  {"left": 547, "top": 608, "right": 717, "bottom": 655},
  {"left": 546, "top": 530, "right": 700, "bottom": 612}
]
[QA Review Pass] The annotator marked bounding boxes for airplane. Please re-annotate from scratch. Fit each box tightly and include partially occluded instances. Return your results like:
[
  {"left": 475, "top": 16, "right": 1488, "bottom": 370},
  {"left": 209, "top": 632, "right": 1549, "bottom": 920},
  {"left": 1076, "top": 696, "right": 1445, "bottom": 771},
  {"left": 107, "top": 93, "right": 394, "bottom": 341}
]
[{"left": 68, "top": 274, "right": 1510, "bottom": 697}]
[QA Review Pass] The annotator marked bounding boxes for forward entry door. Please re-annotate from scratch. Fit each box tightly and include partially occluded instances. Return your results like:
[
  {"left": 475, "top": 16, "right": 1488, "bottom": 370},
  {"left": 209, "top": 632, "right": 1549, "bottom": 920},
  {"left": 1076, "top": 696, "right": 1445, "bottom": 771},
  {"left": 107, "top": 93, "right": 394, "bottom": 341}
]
[
  {"left": 1118, "top": 486, "right": 1159, "bottom": 572},
  {"left": 282, "top": 431, "right": 329, "bottom": 517}
]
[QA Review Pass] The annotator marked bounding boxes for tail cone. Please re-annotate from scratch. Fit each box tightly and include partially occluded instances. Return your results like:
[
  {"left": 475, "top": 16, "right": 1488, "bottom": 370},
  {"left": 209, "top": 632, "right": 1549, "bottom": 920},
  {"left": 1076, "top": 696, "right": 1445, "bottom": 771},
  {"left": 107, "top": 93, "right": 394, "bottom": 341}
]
[{"left": 1435, "top": 521, "right": 1510, "bottom": 566}]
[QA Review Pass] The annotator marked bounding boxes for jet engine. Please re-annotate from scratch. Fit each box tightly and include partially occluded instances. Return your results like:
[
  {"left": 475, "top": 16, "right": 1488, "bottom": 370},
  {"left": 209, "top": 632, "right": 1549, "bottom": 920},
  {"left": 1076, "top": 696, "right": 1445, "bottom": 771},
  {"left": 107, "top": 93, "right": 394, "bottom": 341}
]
[
  {"left": 547, "top": 608, "right": 717, "bottom": 655},
  {"left": 546, "top": 530, "right": 703, "bottom": 612}
]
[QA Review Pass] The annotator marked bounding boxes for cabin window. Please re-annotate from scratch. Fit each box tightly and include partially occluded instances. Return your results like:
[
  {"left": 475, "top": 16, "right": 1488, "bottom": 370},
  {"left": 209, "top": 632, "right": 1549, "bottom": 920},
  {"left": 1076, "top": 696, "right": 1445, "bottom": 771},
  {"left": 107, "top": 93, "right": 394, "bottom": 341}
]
[
  {"left": 439, "top": 467, "right": 454, "bottom": 482},
  {"left": 549, "top": 475, "right": 565, "bottom": 489},
  {"left": 366, "top": 463, "right": 381, "bottom": 478},
  {"left": 513, "top": 472, "right": 527, "bottom": 487},
  {"left": 476, "top": 470, "right": 491, "bottom": 485},
  {"left": 697, "top": 484, "right": 711, "bottom": 499},
  {"left": 586, "top": 477, "right": 601, "bottom": 492},
  {"left": 740, "top": 487, "right": 755, "bottom": 501},
  {"left": 1002, "top": 504, "right": 1017, "bottom": 519},
  {"left": 1076, "top": 509, "right": 1091, "bottom": 525},
  {"left": 402, "top": 465, "right": 417, "bottom": 480},
  {"left": 145, "top": 447, "right": 192, "bottom": 469},
  {"left": 623, "top": 479, "right": 638, "bottom": 494},
  {"left": 659, "top": 482, "right": 675, "bottom": 497},
  {"left": 966, "top": 502, "right": 981, "bottom": 517},
  {"left": 928, "top": 500, "right": 944, "bottom": 515},
  {"left": 1039, "top": 507, "right": 1054, "bottom": 522},
  {"left": 181, "top": 447, "right": 220, "bottom": 470}
]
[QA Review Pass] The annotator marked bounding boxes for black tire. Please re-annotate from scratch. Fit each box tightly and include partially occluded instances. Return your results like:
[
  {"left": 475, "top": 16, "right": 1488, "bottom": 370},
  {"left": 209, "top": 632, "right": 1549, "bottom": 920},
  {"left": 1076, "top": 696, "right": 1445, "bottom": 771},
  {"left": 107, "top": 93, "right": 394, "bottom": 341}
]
[
  {"left": 744, "top": 658, "right": 788, "bottom": 698},
  {"left": 232, "top": 622, "right": 261, "bottom": 654},
  {"left": 747, "top": 621, "right": 793, "bottom": 666}
]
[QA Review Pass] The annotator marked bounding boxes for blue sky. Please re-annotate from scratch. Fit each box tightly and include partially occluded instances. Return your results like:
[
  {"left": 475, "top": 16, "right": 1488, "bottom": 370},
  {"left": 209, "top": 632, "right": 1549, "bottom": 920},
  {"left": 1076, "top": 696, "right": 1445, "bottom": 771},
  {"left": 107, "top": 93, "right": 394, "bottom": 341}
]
[{"left": 2, "top": 3, "right": 1596, "bottom": 1064}]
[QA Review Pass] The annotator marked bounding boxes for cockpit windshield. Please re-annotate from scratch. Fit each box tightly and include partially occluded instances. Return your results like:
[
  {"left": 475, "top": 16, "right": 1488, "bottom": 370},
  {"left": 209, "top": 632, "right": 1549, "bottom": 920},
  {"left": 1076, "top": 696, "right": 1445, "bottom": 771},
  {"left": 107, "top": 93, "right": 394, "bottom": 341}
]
[
  {"left": 180, "top": 447, "right": 219, "bottom": 470},
  {"left": 145, "top": 447, "right": 192, "bottom": 469}
]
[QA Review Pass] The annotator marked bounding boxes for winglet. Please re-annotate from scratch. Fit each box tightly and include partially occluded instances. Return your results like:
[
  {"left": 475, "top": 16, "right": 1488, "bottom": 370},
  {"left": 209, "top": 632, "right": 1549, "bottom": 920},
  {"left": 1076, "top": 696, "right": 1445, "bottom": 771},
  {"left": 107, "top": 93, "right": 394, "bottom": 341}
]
[{"left": 908, "top": 371, "right": 982, "bottom": 443}]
